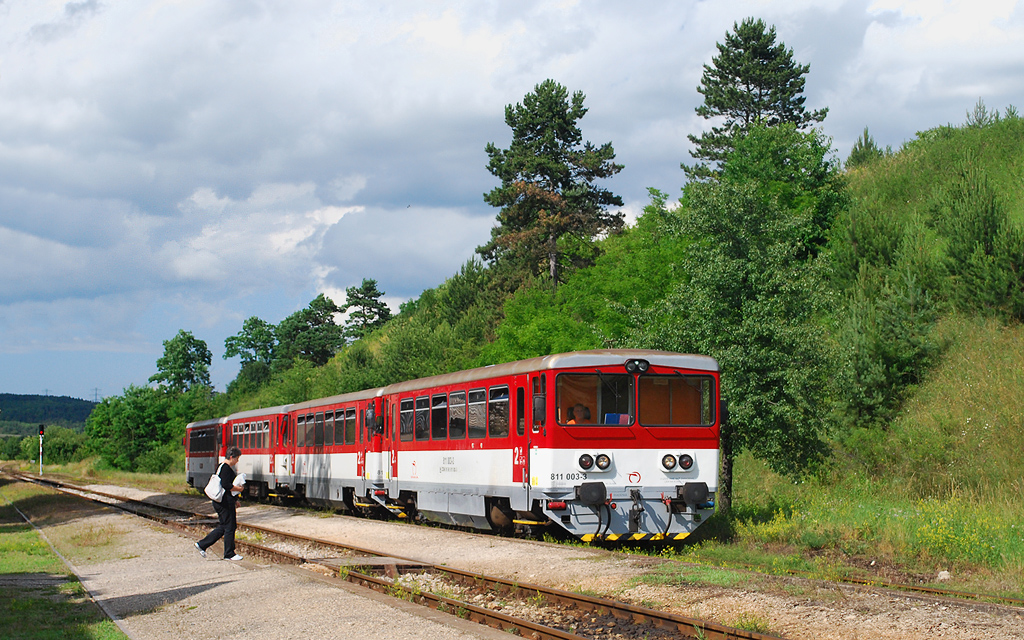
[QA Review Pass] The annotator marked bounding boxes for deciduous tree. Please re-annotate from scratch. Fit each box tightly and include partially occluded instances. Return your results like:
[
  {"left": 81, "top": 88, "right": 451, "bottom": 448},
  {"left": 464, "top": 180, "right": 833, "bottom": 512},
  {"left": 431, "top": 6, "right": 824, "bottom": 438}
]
[
  {"left": 224, "top": 316, "right": 276, "bottom": 365},
  {"left": 149, "top": 330, "right": 212, "bottom": 393},
  {"left": 625, "top": 125, "right": 840, "bottom": 514}
]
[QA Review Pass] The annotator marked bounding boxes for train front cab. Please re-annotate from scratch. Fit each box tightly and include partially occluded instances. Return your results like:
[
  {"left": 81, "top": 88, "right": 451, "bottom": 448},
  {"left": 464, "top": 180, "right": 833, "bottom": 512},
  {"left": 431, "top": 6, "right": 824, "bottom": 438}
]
[{"left": 530, "top": 353, "right": 721, "bottom": 542}]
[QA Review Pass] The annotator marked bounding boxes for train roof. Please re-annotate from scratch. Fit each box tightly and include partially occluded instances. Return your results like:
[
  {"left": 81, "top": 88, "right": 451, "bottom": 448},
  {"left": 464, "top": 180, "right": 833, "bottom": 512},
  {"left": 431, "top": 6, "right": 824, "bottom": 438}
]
[
  {"left": 225, "top": 404, "right": 292, "bottom": 421},
  {"left": 289, "top": 387, "right": 384, "bottom": 413},
  {"left": 382, "top": 349, "right": 719, "bottom": 395},
  {"left": 185, "top": 416, "right": 225, "bottom": 429}
]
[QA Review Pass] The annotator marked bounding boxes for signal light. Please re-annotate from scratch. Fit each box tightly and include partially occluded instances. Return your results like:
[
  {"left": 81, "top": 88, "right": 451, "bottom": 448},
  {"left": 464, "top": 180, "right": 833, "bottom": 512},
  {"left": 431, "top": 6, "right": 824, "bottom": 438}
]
[
  {"left": 679, "top": 454, "right": 694, "bottom": 470},
  {"left": 38, "top": 425, "right": 45, "bottom": 436},
  {"left": 595, "top": 453, "right": 611, "bottom": 470},
  {"left": 578, "top": 454, "right": 594, "bottom": 470},
  {"left": 661, "top": 454, "right": 677, "bottom": 470}
]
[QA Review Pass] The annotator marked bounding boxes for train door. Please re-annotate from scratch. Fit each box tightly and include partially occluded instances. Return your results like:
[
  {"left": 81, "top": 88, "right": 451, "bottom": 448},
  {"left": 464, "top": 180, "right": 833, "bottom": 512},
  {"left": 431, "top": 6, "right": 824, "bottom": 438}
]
[
  {"left": 388, "top": 398, "right": 399, "bottom": 485},
  {"left": 528, "top": 373, "right": 547, "bottom": 489},
  {"left": 364, "top": 398, "right": 385, "bottom": 486},
  {"left": 269, "top": 417, "right": 276, "bottom": 475},
  {"left": 275, "top": 414, "right": 293, "bottom": 486},
  {"left": 356, "top": 403, "right": 366, "bottom": 480},
  {"left": 512, "top": 377, "right": 529, "bottom": 485}
]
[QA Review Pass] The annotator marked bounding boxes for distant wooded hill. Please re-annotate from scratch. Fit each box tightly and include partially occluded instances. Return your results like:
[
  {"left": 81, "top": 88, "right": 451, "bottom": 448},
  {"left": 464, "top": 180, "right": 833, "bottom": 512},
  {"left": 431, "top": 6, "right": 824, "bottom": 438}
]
[{"left": 0, "top": 393, "right": 96, "bottom": 426}]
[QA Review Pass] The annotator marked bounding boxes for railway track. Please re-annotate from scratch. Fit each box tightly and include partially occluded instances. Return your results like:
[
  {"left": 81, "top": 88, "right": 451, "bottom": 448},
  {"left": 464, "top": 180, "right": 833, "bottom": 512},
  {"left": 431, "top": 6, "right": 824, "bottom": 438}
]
[{"left": 7, "top": 471, "right": 783, "bottom": 640}]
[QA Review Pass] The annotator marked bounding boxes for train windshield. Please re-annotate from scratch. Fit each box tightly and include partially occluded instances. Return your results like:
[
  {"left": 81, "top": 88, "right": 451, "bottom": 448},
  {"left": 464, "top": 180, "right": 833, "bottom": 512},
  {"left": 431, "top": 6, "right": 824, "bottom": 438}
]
[
  {"left": 556, "top": 373, "right": 634, "bottom": 426},
  {"left": 637, "top": 374, "right": 716, "bottom": 426}
]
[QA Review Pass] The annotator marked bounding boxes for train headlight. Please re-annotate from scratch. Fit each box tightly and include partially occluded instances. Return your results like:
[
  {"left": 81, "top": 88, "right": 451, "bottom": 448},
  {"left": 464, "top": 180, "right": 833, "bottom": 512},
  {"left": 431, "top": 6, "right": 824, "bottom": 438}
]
[
  {"left": 679, "top": 454, "right": 694, "bottom": 470},
  {"left": 595, "top": 453, "right": 611, "bottom": 470},
  {"left": 625, "top": 358, "right": 650, "bottom": 373},
  {"left": 661, "top": 454, "right": 677, "bottom": 470},
  {"left": 579, "top": 454, "right": 595, "bottom": 470}
]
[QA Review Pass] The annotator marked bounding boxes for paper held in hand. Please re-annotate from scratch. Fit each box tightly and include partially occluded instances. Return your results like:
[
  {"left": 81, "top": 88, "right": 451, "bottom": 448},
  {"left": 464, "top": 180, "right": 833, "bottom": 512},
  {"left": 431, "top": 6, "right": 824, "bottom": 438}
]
[{"left": 233, "top": 472, "right": 246, "bottom": 496}]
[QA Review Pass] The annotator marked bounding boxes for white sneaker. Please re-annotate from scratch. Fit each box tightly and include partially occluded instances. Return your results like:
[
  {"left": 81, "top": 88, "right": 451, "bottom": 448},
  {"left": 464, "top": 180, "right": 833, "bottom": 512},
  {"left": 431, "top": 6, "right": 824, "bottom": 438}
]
[
  {"left": 194, "top": 543, "right": 206, "bottom": 558},
  {"left": 226, "top": 554, "right": 243, "bottom": 561}
]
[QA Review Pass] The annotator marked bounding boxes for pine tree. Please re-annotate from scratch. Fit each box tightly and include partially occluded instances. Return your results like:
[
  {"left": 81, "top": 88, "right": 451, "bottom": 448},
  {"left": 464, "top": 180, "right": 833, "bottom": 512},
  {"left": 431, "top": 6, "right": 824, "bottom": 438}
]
[
  {"left": 275, "top": 294, "right": 344, "bottom": 366},
  {"left": 341, "top": 279, "right": 392, "bottom": 341},
  {"left": 846, "top": 127, "right": 884, "bottom": 169},
  {"left": 479, "top": 79, "right": 624, "bottom": 289},
  {"left": 687, "top": 18, "right": 827, "bottom": 179}
]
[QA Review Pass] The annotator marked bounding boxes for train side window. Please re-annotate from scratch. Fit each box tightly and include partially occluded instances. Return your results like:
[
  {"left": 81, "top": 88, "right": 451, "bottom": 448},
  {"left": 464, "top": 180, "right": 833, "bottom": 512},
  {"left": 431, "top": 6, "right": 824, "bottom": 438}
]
[
  {"left": 516, "top": 387, "right": 525, "bottom": 436},
  {"left": 345, "top": 408, "right": 356, "bottom": 444},
  {"left": 296, "top": 416, "right": 305, "bottom": 448},
  {"left": 449, "top": 391, "right": 466, "bottom": 439},
  {"left": 488, "top": 386, "right": 509, "bottom": 438},
  {"left": 314, "top": 413, "right": 324, "bottom": 446},
  {"left": 306, "top": 413, "right": 316, "bottom": 448},
  {"left": 468, "top": 388, "right": 486, "bottom": 439},
  {"left": 415, "top": 396, "right": 430, "bottom": 441},
  {"left": 431, "top": 394, "right": 447, "bottom": 440},
  {"left": 322, "top": 411, "right": 333, "bottom": 446},
  {"left": 358, "top": 407, "right": 363, "bottom": 443},
  {"left": 400, "top": 398, "right": 414, "bottom": 441}
]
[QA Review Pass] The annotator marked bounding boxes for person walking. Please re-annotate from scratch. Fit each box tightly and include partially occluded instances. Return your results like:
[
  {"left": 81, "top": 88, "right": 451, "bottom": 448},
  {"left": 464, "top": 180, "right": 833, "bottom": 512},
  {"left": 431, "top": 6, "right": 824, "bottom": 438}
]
[{"left": 195, "top": 446, "right": 245, "bottom": 561}]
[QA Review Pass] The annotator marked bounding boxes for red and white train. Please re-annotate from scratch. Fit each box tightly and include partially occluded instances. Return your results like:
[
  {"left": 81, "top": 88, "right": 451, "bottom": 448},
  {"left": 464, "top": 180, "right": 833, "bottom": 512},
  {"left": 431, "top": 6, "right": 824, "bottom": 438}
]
[{"left": 185, "top": 349, "right": 721, "bottom": 541}]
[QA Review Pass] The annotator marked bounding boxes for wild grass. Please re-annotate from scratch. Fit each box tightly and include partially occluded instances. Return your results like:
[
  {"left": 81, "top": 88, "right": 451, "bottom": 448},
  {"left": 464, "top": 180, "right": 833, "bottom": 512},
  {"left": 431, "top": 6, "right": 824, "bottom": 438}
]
[{"left": 9, "top": 457, "right": 188, "bottom": 495}]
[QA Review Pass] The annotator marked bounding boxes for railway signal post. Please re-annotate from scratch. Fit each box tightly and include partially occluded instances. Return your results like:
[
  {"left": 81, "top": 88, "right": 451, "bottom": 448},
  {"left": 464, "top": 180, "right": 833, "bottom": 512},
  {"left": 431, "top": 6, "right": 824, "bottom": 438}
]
[{"left": 38, "top": 424, "right": 44, "bottom": 474}]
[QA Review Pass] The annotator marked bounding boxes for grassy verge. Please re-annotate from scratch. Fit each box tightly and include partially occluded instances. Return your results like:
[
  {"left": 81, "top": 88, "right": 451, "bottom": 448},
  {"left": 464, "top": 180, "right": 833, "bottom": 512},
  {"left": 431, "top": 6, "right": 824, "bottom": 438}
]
[{"left": 0, "top": 480, "right": 127, "bottom": 640}]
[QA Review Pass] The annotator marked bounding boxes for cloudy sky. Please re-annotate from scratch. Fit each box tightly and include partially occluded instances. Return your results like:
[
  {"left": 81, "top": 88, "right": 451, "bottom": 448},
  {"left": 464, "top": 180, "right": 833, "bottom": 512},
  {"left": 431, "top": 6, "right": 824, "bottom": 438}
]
[{"left": 1, "top": 0, "right": 1022, "bottom": 400}]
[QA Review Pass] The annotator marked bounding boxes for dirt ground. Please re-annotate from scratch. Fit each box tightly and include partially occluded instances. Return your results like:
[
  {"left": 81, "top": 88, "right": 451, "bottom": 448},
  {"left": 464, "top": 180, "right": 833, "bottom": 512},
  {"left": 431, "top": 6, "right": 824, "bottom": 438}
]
[{"left": 77, "top": 484, "right": 1024, "bottom": 639}]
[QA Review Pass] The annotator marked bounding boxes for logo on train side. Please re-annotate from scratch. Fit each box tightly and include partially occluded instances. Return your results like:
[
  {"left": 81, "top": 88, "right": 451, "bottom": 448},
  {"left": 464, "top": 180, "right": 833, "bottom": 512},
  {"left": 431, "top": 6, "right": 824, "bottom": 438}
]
[{"left": 628, "top": 472, "right": 642, "bottom": 484}]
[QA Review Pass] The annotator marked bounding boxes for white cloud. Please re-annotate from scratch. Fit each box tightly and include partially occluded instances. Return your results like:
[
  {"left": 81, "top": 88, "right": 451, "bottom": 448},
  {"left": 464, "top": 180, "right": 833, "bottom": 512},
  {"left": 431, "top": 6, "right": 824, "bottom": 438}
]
[{"left": 0, "top": 1, "right": 1021, "bottom": 395}]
